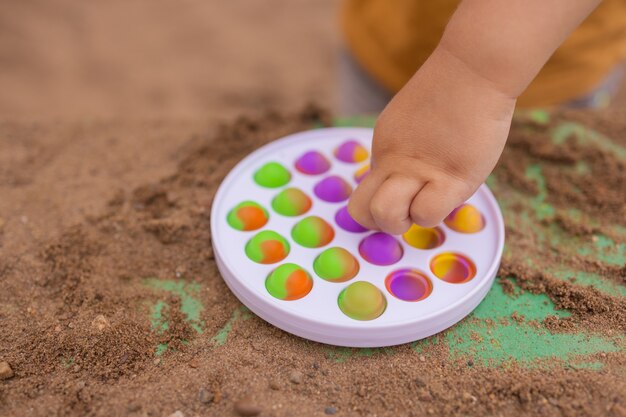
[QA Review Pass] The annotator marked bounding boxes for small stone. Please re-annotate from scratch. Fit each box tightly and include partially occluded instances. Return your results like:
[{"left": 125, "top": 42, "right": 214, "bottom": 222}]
[
  {"left": 269, "top": 380, "right": 280, "bottom": 390},
  {"left": 289, "top": 370, "right": 303, "bottom": 384},
  {"left": 234, "top": 398, "right": 262, "bottom": 416},
  {"left": 154, "top": 358, "right": 161, "bottom": 365},
  {"left": 312, "top": 362, "right": 320, "bottom": 370},
  {"left": 198, "top": 388, "right": 213, "bottom": 404},
  {"left": 54, "top": 325, "right": 62, "bottom": 333},
  {"left": 73, "top": 365, "right": 82, "bottom": 373},
  {"left": 419, "top": 392, "right": 433, "bottom": 402},
  {"left": 462, "top": 392, "right": 477, "bottom": 403},
  {"left": 419, "top": 356, "right": 426, "bottom": 362},
  {"left": 127, "top": 403, "right": 141, "bottom": 412},
  {"left": 91, "top": 315, "right": 110, "bottom": 331},
  {"left": 175, "top": 265, "right": 186, "bottom": 278},
  {"left": 168, "top": 411, "right": 184, "bottom": 417},
  {"left": 0, "top": 362, "right": 14, "bottom": 380},
  {"left": 467, "top": 360, "right": 474, "bottom": 367},
  {"left": 324, "top": 406, "right": 337, "bottom": 415},
  {"left": 188, "top": 359, "right": 199, "bottom": 368}
]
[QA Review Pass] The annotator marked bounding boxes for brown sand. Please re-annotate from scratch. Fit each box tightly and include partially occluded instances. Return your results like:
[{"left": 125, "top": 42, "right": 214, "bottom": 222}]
[
  {"left": 1, "top": 1, "right": 626, "bottom": 416},
  {"left": 1, "top": 106, "right": 625, "bottom": 417}
]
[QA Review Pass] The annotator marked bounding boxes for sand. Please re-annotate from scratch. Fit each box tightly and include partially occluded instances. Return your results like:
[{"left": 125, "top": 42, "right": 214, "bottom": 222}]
[
  {"left": 1, "top": 2, "right": 625, "bottom": 416},
  {"left": 1, "top": 106, "right": 625, "bottom": 417}
]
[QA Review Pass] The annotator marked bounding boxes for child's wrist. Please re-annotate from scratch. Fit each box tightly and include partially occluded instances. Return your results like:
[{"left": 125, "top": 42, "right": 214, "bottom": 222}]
[{"left": 430, "top": 42, "right": 519, "bottom": 103}]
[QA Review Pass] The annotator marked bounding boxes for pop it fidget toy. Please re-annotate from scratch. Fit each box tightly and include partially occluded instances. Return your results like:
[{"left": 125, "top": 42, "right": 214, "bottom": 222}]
[{"left": 211, "top": 128, "right": 505, "bottom": 347}]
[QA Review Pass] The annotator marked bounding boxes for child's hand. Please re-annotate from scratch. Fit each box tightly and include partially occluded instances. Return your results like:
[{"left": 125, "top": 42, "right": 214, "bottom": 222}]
[
  {"left": 348, "top": 0, "right": 601, "bottom": 235},
  {"left": 348, "top": 46, "right": 515, "bottom": 234}
]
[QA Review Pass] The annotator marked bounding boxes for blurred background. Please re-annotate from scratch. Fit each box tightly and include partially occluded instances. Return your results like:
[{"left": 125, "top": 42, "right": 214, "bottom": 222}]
[
  {"left": 1, "top": 0, "right": 625, "bottom": 122},
  {"left": 0, "top": 0, "right": 337, "bottom": 121}
]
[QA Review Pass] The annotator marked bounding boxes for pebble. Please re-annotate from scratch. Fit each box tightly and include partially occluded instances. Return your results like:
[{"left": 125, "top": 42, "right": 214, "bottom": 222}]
[
  {"left": 168, "top": 411, "right": 184, "bottom": 417},
  {"left": 269, "top": 380, "right": 281, "bottom": 390},
  {"left": 91, "top": 314, "right": 110, "bottom": 331},
  {"left": 324, "top": 406, "right": 337, "bottom": 415},
  {"left": 198, "top": 388, "right": 213, "bottom": 404},
  {"left": 127, "top": 403, "right": 141, "bottom": 412},
  {"left": 234, "top": 398, "right": 262, "bottom": 416},
  {"left": 289, "top": 370, "right": 303, "bottom": 384},
  {"left": 188, "top": 359, "right": 199, "bottom": 368},
  {"left": 419, "top": 356, "right": 426, "bottom": 362},
  {"left": 467, "top": 360, "right": 474, "bottom": 367},
  {"left": 462, "top": 392, "right": 477, "bottom": 403},
  {"left": 0, "top": 362, "right": 14, "bottom": 380},
  {"left": 154, "top": 358, "right": 161, "bottom": 365}
]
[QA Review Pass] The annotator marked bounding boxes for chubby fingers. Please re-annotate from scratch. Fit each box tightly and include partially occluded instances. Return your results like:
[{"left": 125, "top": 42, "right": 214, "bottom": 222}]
[
  {"left": 349, "top": 172, "right": 423, "bottom": 234},
  {"left": 409, "top": 178, "right": 475, "bottom": 227}
]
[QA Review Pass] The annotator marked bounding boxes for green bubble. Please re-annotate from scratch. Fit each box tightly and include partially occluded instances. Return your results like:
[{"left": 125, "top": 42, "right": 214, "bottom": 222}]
[
  {"left": 271, "top": 188, "right": 311, "bottom": 216},
  {"left": 313, "top": 247, "right": 359, "bottom": 282},
  {"left": 226, "top": 201, "right": 269, "bottom": 231},
  {"left": 291, "top": 216, "right": 334, "bottom": 248},
  {"left": 245, "top": 230, "right": 290, "bottom": 264},
  {"left": 253, "top": 162, "right": 291, "bottom": 188},
  {"left": 265, "top": 263, "right": 312, "bottom": 300},
  {"left": 338, "top": 281, "right": 386, "bottom": 321}
]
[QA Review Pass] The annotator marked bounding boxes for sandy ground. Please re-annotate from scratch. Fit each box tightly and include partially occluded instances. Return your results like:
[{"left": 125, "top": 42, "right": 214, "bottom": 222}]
[
  {"left": 1, "top": 2, "right": 625, "bottom": 417},
  {"left": 0, "top": 0, "right": 338, "bottom": 122},
  {"left": 1, "top": 0, "right": 337, "bottom": 253}
]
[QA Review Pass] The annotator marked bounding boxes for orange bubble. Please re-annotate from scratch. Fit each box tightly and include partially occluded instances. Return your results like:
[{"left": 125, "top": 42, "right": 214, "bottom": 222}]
[
  {"left": 260, "top": 239, "right": 289, "bottom": 264},
  {"left": 444, "top": 204, "right": 485, "bottom": 233},
  {"left": 285, "top": 269, "right": 314, "bottom": 300},
  {"left": 238, "top": 206, "right": 268, "bottom": 230}
]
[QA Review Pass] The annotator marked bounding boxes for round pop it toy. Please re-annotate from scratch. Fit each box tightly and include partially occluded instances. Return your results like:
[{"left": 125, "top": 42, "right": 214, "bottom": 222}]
[{"left": 211, "top": 128, "right": 505, "bottom": 347}]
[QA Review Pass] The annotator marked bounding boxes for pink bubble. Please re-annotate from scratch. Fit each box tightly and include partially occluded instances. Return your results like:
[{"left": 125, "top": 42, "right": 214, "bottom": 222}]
[
  {"left": 335, "top": 206, "right": 368, "bottom": 233},
  {"left": 295, "top": 151, "right": 331, "bottom": 175},
  {"left": 314, "top": 176, "right": 352, "bottom": 203},
  {"left": 358, "top": 232, "right": 403, "bottom": 266}
]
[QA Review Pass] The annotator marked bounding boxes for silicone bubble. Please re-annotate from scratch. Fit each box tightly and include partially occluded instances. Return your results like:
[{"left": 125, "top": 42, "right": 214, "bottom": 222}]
[
  {"left": 314, "top": 175, "right": 352, "bottom": 203},
  {"left": 334, "top": 206, "right": 368, "bottom": 233},
  {"left": 266, "top": 263, "right": 313, "bottom": 301},
  {"left": 334, "top": 140, "right": 369, "bottom": 163},
  {"left": 402, "top": 224, "right": 445, "bottom": 249},
  {"left": 385, "top": 269, "right": 432, "bottom": 301},
  {"left": 295, "top": 151, "right": 331, "bottom": 175},
  {"left": 313, "top": 247, "right": 359, "bottom": 283},
  {"left": 338, "top": 281, "right": 386, "bottom": 321},
  {"left": 444, "top": 204, "right": 485, "bottom": 233},
  {"left": 291, "top": 216, "right": 335, "bottom": 248},
  {"left": 245, "top": 230, "right": 290, "bottom": 264},
  {"left": 253, "top": 162, "right": 291, "bottom": 188},
  {"left": 226, "top": 201, "right": 269, "bottom": 231},
  {"left": 358, "top": 232, "right": 403, "bottom": 266},
  {"left": 354, "top": 164, "right": 370, "bottom": 183},
  {"left": 430, "top": 252, "right": 476, "bottom": 283},
  {"left": 271, "top": 188, "right": 312, "bottom": 216}
]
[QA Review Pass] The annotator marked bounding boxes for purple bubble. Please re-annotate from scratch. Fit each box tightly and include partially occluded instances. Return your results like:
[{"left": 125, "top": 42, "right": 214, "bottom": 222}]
[
  {"left": 335, "top": 206, "right": 368, "bottom": 233},
  {"left": 358, "top": 232, "right": 403, "bottom": 266},
  {"left": 295, "top": 151, "right": 330, "bottom": 175},
  {"left": 314, "top": 176, "right": 352, "bottom": 203},
  {"left": 385, "top": 269, "right": 432, "bottom": 301},
  {"left": 334, "top": 140, "right": 368, "bottom": 163}
]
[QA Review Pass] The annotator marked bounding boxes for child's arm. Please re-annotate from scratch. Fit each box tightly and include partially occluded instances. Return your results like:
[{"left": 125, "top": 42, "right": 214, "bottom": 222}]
[{"left": 348, "top": 0, "right": 602, "bottom": 234}]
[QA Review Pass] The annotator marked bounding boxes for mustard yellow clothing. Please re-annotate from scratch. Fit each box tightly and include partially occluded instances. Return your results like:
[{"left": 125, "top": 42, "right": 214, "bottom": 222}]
[{"left": 341, "top": 0, "right": 626, "bottom": 107}]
